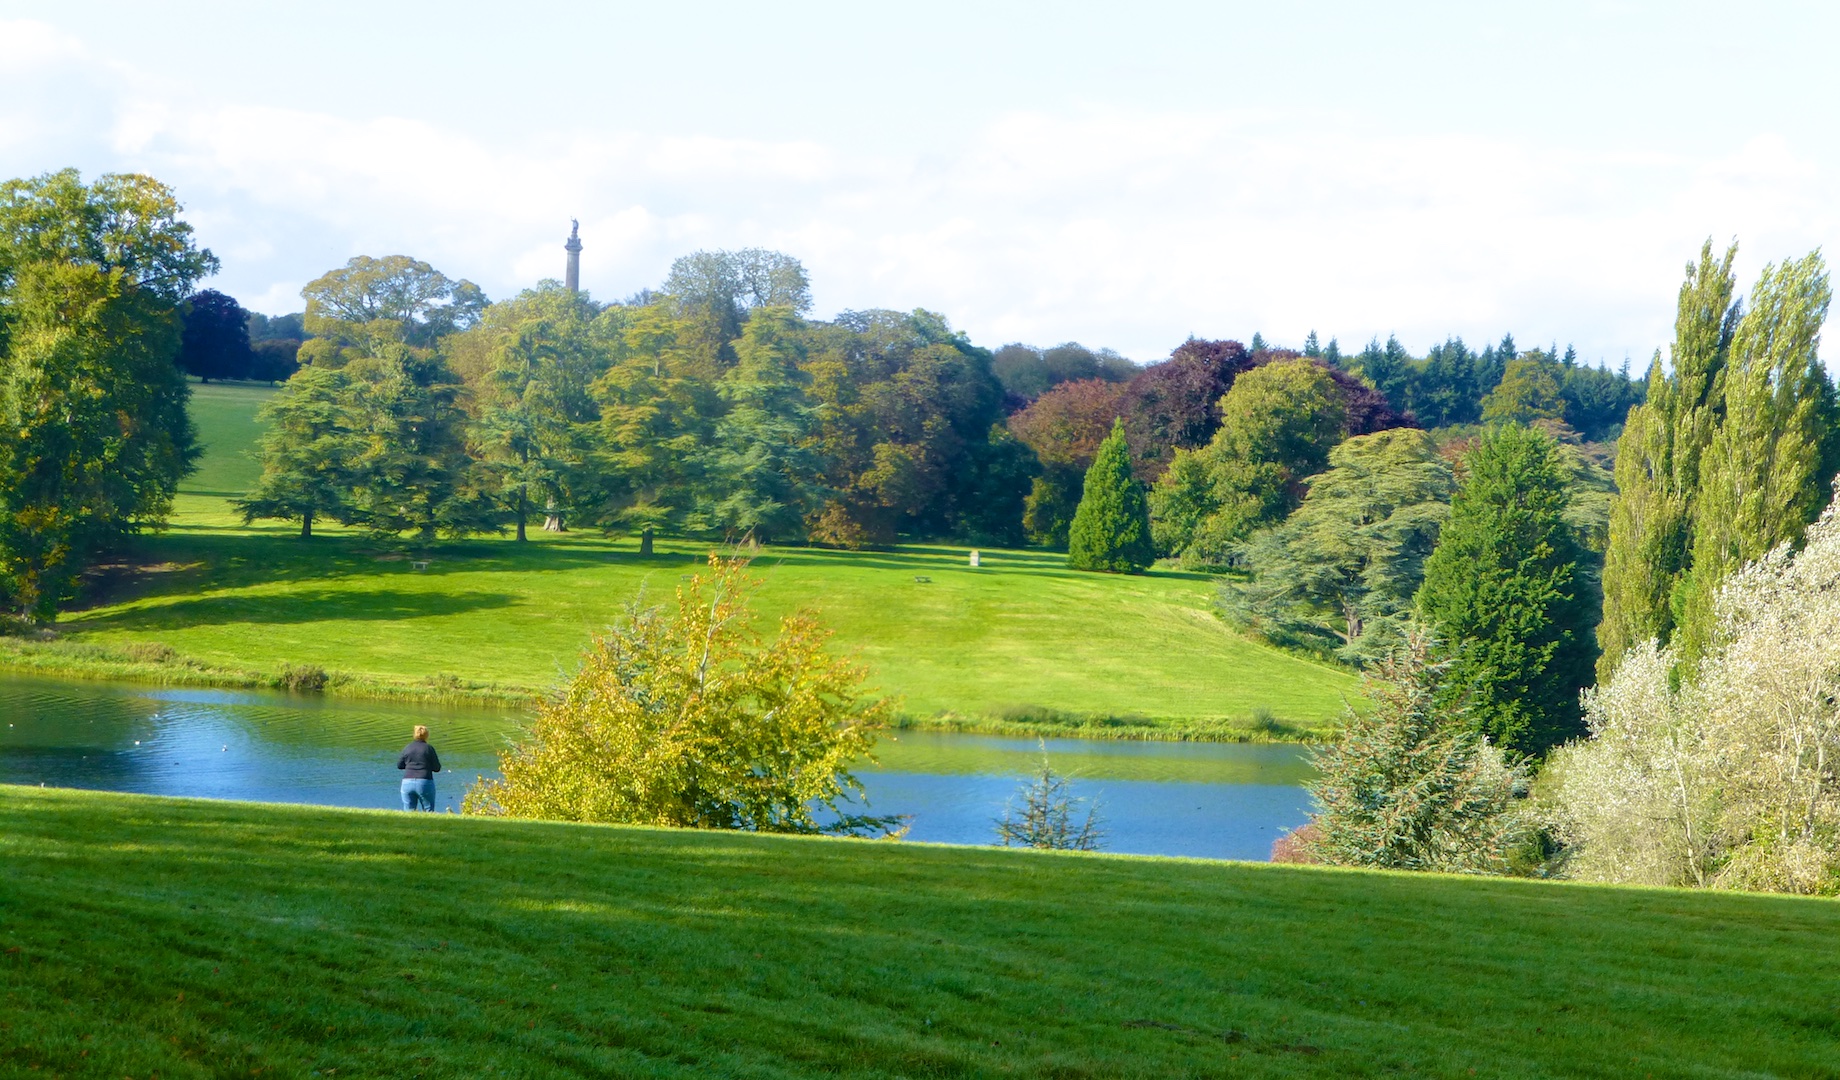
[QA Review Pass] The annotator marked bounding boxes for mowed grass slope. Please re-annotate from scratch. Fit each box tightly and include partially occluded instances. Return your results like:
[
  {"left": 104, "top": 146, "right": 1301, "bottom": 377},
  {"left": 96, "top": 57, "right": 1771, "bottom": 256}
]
[
  {"left": 4, "top": 786, "right": 1837, "bottom": 1079},
  {"left": 46, "top": 382, "right": 1358, "bottom": 730}
]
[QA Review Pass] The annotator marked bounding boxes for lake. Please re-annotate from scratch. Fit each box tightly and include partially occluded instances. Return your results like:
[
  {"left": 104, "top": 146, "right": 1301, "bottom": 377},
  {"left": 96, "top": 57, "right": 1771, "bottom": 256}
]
[{"left": 0, "top": 675, "right": 1313, "bottom": 861}]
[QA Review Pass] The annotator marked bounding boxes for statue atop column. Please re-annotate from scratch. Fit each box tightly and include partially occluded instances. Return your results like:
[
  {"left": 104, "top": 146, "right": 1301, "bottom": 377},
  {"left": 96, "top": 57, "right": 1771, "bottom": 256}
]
[{"left": 564, "top": 219, "right": 582, "bottom": 294}]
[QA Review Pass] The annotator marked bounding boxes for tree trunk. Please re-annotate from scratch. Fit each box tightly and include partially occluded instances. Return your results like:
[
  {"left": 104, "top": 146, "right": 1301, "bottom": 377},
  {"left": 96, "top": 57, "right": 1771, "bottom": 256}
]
[
  {"left": 300, "top": 511, "right": 312, "bottom": 540},
  {"left": 515, "top": 488, "right": 528, "bottom": 543},
  {"left": 640, "top": 527, "right": 654, "bottom": 556}
]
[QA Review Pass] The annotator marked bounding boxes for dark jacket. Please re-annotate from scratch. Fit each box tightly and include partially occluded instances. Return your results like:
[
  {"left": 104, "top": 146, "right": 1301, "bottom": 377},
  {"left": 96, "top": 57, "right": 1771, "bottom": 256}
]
[{"left": 397, "top": 740, "right": 442, "bottom": 779}]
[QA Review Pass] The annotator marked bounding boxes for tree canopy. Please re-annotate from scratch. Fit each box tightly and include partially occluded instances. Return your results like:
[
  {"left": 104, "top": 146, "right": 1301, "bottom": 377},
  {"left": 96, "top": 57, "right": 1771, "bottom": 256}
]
[
  {"left": 0, "top": 169, "right": 210, "bottom": 617},
  {"left": 1225, "top": 428, "right": 1454, "bottom": 662}
]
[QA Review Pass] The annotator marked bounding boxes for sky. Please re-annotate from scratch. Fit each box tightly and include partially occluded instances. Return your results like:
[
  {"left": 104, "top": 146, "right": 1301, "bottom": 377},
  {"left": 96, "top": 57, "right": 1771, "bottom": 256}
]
[{"left": 2, "top": 1, "right": 1838, "bottom": 364}]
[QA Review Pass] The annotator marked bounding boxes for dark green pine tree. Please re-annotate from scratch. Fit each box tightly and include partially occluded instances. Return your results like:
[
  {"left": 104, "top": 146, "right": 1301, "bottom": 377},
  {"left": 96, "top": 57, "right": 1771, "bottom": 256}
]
[
  {"left": 1068, "top": 419, "right": 1154, "bottom": 573},
  {"left": 1415, "top": 424, "right": 1597, "bottom": 758}
]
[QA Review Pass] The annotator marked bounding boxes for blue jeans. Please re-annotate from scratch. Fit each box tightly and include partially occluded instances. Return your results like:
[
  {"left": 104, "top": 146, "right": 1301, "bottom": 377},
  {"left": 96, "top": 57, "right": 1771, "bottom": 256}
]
[{"left": 401, "top": 777, "right": 435, "bottom": 811}]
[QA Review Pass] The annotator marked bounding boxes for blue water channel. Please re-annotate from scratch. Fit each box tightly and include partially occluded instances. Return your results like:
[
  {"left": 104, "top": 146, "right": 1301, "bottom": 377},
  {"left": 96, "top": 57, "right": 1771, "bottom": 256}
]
[{"left": 0, "top": 675, "right": 1314, "bottom": 861}]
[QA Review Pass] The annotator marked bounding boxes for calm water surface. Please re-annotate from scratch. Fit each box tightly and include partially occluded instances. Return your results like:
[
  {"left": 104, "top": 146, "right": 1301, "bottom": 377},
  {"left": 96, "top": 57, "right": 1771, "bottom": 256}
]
[{"left": 0, "top": 675, "right": 1312, "bottom": 861}]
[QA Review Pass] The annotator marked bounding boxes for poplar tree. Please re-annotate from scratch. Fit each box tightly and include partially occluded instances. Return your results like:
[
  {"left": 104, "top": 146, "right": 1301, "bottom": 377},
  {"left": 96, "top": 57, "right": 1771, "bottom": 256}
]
[
  {"left": 1671, "top": 251, "right": 1837, "bottom": 670},
  {"left": 1416, "top": 424, "right": 1596, "bottom": 758},
  {"left": 1597, "top": 241, "right": 1737, "bottom": 677},
  {"left": 1068, "top": 419, "right": 1154, "bottom": 572}
]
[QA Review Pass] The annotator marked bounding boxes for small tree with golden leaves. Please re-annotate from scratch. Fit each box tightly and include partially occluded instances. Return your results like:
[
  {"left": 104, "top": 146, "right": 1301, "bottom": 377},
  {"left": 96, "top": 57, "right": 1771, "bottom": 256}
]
[{"left": 465, "top": 555, "right": 900, "bottom": 835}]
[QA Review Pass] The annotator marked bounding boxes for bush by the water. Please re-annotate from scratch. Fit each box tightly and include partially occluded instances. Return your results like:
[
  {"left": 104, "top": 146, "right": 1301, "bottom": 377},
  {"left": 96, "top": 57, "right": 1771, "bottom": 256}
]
[
  {"left": 464, "top": 556, "right": 899, "bottom": 834},
  {"left": 994, "top": 748, "right": 1104, "bottom": 851},
  {"left": 277, "top": 662, "right": 329, "bottom": 693},
  {"left": 1299, "top": 632, "right": 1525, "bottom": 872}
]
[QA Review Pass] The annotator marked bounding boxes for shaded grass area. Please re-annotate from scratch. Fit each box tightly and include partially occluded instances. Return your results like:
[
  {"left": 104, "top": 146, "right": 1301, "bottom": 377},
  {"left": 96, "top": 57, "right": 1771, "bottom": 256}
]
[
  {"left": 3, "top": 786, "right": 1837, "bottom": 1078},
  {"left": 179, "top": 381, "right": 274, "bottom": 498}
]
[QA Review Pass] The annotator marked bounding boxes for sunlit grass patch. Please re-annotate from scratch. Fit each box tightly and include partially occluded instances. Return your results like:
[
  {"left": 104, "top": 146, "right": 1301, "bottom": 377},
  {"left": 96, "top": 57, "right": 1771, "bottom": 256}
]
[{"left": 2, "top": 785, "right": 1836, "bottom": 1077}]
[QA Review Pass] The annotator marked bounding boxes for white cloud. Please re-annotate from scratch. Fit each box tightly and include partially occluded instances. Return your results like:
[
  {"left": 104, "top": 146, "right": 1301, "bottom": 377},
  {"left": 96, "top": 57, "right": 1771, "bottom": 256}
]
[{"left": 1, "top": 31, "right": 1834, "bottom": 364}]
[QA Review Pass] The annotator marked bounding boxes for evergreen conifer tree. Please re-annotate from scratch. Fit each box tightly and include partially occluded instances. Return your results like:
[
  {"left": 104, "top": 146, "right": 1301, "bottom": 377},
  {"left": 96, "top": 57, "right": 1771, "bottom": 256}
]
[
  {"left": 1597, "top": 240, "right": 1737, "bottom": 677},
  {"left": 1068, "top": 419, "right": 1154, "bottom": 573},
  {"left": 1416, "top": 424, "right": 1596, "bottom": 758}
]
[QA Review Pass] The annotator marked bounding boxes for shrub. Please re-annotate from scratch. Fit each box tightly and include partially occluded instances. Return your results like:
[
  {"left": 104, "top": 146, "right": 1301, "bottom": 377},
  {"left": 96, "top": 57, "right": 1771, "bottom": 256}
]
[
  {"left": 1301, "top": 631, "right": 1526, "bottom": 873},
  {"left": 995, "top": 749, "right": 1104, "bottom": 851},
  {"left": 120, "top": 642, "right": 178, "bottom": 664},
  {"left": 277, "top": 663, "right": 329, "bottom": 693},
  {"left": 1544, "top": 495, "right": 1840, "bottom": 895},
  {"left": 1270, "top": 823, "right": 1322, "bottom": 864},
  {"left": 464, "top": 556, "right": 900, "bottom": 835}
]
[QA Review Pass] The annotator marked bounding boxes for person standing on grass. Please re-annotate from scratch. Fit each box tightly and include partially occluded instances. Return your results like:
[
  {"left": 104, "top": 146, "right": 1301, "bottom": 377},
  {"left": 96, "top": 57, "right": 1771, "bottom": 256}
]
[{"left": 397, "top": 725, "right": 441, "bottom": 811}]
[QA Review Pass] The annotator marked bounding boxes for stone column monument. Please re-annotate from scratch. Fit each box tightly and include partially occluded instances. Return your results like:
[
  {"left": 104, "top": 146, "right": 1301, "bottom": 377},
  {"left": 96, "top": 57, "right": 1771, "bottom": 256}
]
[{"left": 564, "top": 219, "right": 582, "bottom": 294}]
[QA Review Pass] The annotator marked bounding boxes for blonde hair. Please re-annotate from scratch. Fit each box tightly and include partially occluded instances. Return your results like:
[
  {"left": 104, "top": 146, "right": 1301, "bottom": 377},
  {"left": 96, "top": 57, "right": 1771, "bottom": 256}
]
[{"left": 413, "top": 725, "right": 429, "bottom": 741}]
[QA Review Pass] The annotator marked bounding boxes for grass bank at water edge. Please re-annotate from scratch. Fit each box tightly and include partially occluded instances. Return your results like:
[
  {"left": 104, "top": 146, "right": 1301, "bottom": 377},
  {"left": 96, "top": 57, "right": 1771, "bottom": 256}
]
[{"left": 2, "top": 786, "right": 1838, "bottom": 1078}]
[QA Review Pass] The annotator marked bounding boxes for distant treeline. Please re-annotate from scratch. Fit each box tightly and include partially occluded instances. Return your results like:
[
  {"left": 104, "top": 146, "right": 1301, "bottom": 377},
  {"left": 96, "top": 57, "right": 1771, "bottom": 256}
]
[{"left": 229, "top": 247, "right": 1647, "bottom": 552}]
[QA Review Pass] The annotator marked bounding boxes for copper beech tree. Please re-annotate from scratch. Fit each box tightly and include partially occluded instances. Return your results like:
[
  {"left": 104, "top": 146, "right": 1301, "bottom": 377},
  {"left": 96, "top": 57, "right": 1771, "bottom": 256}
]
[{"left": 465, "top": 556, "right": 901, "bottom": 835}]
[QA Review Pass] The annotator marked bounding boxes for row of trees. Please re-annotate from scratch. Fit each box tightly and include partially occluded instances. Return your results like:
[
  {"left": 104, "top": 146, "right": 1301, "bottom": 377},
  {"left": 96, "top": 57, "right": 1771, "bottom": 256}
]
[{"left": 242, "top": 259, "right": 1036, "bottom": 546}]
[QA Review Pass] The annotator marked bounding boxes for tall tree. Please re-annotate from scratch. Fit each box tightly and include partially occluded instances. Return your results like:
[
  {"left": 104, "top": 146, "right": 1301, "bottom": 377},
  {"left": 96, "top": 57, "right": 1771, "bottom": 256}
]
[
  {"left": 585, "top": 301, "right": 721, "bottom": 542},
  {"left": 235, "top": 366, "right": 357, "bottom": 538},
  {"left": 1117, "top": 337, "right": 1247, "bottom": 480},
  {"left": 664, "top": 248, "right": 812, "bottom": 358},
  {"left": 1150, "top": 359, "right": 1345, "bottom": 567},
  {"left": 1671, "top": 250, "right": 1836, "bottom": 670},
  {"left": 177, "top": 289, "right": 253, "bottom": 382},
  {"left": 1416, "top": 424, "right": 1597, "bottom": 758},
  {"left": 1354, "top": 335, "right": 1414, "bottom": 416},
  {"left": 298, "top": 255, "right": 487, "bottom": 366},
  {"left": 0, "top": 169, "right": 213, "bottom": 617},
  {"left": 1597, "top": 240, "right": 1738, "bottom": 677},
  {"left": 1481, "top": 356, "right": 1565, "bottom": 425},
  {"left": 696, "top": 307, "right": 822, "bottom": 541},
  {"left": 462, "top": 284, "right": 609, "bottom": 540},
  {"left": 803, "top": 309, "right": 1009, "bottom": 546},
  {"left": 1067, "top": 419, "right": 1154, "bottom": 573},
  {"left": 1224, "top": 429, "right": 1453, "bottom": 662}
]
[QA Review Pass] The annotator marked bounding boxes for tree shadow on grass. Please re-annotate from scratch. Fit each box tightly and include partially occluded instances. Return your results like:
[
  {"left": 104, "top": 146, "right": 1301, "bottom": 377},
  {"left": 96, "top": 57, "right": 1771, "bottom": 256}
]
[{"left": 69, "top": 588, "right": 518, "bottom": 633}]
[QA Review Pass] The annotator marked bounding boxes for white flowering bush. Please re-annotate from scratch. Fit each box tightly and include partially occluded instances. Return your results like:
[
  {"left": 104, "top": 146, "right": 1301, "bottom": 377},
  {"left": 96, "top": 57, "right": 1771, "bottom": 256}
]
[{"left": 1544, "top": 496, "right": 1840, "bottom": 894}]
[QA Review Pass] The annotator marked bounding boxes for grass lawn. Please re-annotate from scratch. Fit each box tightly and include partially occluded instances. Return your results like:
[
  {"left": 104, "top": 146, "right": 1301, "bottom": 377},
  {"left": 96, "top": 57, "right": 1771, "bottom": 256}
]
[
  {"left": 23, "top": 382, "right": 1360, "bottom": 736},
  {"left": 4, "top": 786, "right": 1837, "bottom": 1079}
]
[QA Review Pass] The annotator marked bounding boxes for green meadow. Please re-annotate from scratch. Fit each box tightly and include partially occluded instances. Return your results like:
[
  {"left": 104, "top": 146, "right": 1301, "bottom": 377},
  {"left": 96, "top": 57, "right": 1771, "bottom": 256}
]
[
  {"left": 4, "top": 785, "right": 1836, "bottom": 1079},
  {"left": 17, "top": 382, "right": 1360, "bottom": 736}
]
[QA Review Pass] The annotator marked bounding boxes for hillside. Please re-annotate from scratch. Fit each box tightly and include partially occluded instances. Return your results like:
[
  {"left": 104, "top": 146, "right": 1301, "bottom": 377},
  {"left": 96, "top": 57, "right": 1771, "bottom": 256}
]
[
  {"left": 2, "top": 786, "right": 1835, "bottom": 1078},
  {"left": 31, "top": 382, "right": 1360, "bottom": 735}
]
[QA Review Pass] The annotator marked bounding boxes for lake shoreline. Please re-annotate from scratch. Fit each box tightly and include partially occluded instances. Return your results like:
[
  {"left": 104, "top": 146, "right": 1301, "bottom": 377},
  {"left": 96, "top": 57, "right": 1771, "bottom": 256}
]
[{"left": 0, "top": 636, "right": 1329, "bottom": 744}]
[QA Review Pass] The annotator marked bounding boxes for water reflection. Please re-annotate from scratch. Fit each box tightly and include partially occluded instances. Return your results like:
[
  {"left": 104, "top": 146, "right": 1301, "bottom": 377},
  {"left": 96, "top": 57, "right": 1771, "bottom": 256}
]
[{"left": 0, "top": 675, "right": 1313, "bottom": 859}]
